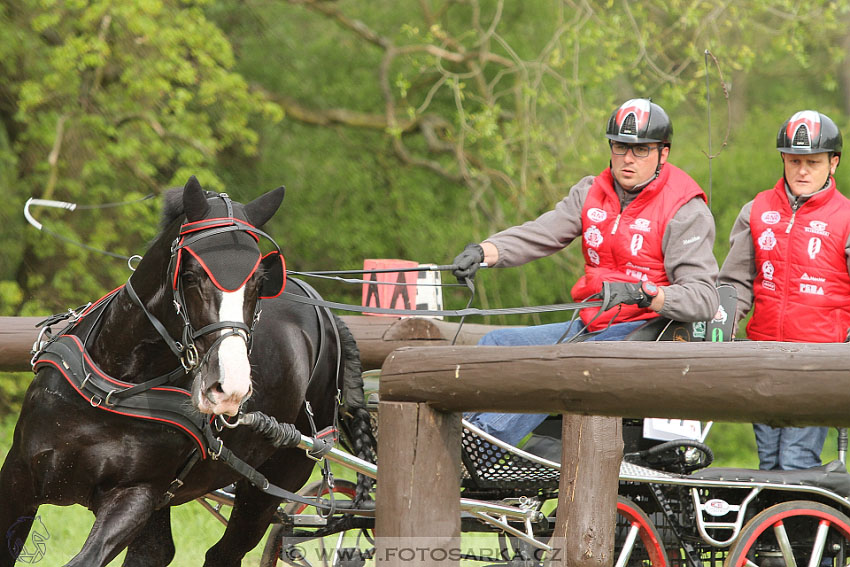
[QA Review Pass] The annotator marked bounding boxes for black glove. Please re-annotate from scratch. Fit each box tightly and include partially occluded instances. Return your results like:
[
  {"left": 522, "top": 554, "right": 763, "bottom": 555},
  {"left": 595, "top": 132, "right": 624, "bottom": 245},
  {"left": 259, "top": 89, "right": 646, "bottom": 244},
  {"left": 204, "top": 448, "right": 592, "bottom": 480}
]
[
  {"left": 452, "top": 243, "right": 485, "bottom": 282},
  {"left": 600, "top": 281, "right": 654, "bottom": 310}
]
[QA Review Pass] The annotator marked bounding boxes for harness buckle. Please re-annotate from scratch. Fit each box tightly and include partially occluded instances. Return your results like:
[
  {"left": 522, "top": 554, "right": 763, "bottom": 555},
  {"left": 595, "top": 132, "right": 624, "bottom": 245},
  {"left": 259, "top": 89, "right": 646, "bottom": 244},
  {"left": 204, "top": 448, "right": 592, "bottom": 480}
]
[
  {"left": 90, "top": 395, "right": 103, "bottom": 408},
  {"left": 127, "top": 254, "right": 142, "bottom": 272},
  {"left": 164, "top": 478, "right": 184, "bottom": 501},
  {"left": 305, "top": 447, "right": 325, "bottom": 463},
  {"left": 105, "top": 389, "right": 118, "bottom": 406},
  {"left": 209, "top": 438, "right": 224, "bottom": 460},
  {"left": 181, "top": 344, "right": 199, "bottom": 371},
  {"left": 217, "top": 414, "right": 246, "bottom": 430},
  {"left": 30, "top": 326, "right": 52, "bottom": 364},
  {"left": 80, "top": 373, "right": 92, "bottom": 390}
]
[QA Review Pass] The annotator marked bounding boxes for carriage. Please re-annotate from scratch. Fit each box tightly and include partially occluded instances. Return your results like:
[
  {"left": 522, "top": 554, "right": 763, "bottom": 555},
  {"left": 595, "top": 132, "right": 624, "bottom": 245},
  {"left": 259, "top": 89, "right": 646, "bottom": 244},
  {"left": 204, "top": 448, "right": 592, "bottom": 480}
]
[
  {"left": 214, "top": 373, "right": 850, "bottom": 567},
  {"left": 3, "top": 179, "right": 850, "bottom": 566}
]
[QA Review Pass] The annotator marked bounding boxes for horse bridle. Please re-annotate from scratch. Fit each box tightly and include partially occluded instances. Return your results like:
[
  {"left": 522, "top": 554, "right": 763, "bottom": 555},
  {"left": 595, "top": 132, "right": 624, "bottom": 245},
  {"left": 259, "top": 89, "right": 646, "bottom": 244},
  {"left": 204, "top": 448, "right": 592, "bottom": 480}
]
[{"left": 125, "top": 193, "right": 282, "bottom": 376}]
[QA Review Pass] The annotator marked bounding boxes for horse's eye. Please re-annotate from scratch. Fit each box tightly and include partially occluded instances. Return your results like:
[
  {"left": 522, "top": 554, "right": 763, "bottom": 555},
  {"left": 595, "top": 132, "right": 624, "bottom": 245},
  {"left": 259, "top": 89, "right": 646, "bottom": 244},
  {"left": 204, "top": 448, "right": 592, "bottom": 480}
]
[{"left": 182, "top": 272, "right": 198, "bottom": 285}]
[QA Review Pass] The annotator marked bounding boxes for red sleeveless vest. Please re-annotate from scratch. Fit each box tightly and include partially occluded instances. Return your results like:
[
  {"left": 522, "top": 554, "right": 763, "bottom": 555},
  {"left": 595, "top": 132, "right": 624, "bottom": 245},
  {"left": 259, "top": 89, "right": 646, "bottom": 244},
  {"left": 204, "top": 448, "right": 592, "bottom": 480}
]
[
  {"left": 747, "top": 178, "right": 850, "bottom": 342},
  {"left": 571, "top": 164, "right": 706, "bottom": 330}
]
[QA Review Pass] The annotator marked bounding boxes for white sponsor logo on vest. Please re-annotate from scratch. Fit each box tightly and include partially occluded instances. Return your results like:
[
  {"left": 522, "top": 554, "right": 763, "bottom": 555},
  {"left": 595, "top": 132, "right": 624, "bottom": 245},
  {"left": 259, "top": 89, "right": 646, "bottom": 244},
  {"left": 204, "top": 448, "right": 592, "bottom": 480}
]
[
  {"left": 587, "top": 208, "right": 607, "bottom": 223},
  {"left": 761, "top": 211, "right": 781, "bottom": 225},
  {"left": 763, "top": 280, "right": 776, "bottom": 291},
  {"left": 801, "top": 272, "right": 826, "bottom": 283},
  {"left": 625, "top": 269, "right": 648, "bottom": 281},
  {"left": 758, "top": 228, "right": 777, "bottom": 251},
  {"left": 630, "top": 234, "right": 644, "bottom": 256},
  {"left": 629, "top": 218, "right": 651, "bottom": 232},
  {"left": 584, "top": 225, "right": 603, "bottom": 248},
  {"left": 800, "top": 283, "right": 825, "bottom": 295},
  {"left": 805, "top": 220, "right": 830, "bottom": 237},
  {"left": 762, "top": 260, "right": 774, "bottom": 281},
  {"left": 587, "top": 248, "right": 600, "bottom": 265},
  {"left": 808, "top": 237, "right": 822, "bottom": 260}
]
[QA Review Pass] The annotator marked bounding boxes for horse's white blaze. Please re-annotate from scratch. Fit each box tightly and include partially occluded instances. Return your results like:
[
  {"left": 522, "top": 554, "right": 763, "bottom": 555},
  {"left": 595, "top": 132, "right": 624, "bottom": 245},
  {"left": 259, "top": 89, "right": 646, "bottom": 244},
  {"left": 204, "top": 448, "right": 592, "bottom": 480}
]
[{"left": 216, "top": 288, "right": 252, "bottom": 404}]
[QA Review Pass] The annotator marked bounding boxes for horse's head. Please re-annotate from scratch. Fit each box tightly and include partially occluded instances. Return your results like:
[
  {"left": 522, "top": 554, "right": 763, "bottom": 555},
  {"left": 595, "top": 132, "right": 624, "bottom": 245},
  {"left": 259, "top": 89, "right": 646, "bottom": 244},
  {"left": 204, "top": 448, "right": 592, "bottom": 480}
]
[{"left": 170, "top": 176, "right": 285, "bottom": 416}]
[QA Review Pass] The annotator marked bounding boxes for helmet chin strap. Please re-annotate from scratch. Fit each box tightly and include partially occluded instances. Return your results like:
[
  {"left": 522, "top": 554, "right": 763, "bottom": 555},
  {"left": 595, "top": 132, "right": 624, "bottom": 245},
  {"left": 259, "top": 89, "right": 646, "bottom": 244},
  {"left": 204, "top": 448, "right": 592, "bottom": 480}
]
[{"left": 617, "top": 169, "right": 660, "bottom": 194}]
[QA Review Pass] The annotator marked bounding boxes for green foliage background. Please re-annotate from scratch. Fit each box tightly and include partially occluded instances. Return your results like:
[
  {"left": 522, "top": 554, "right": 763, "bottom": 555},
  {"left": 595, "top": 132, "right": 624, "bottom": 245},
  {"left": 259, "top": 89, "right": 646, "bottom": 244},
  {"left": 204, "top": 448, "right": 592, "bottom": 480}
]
[
  {"left": 6, "top": 0, "right": 850, "bottom": 317},
  {"left": 3, "top": 0, "right": 849, "bottom": 462},
  {"left": 2, "top": 0, "right": 850, "bottom": 559}
]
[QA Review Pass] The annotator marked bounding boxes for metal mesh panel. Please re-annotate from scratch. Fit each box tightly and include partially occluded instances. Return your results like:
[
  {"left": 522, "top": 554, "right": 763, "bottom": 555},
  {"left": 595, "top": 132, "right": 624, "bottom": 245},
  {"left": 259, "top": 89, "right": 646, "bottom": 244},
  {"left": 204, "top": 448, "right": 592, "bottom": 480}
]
[{"left": 460, "top": 428, "right": 560, "bottom": 490}]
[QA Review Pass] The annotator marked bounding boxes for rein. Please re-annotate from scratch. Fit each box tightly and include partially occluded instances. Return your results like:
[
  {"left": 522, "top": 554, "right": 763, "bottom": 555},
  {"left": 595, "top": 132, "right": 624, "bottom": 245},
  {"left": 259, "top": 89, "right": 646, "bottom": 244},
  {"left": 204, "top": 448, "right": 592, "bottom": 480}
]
[{"left": 280, "top": 291, "right": 601, "bottom": 318}]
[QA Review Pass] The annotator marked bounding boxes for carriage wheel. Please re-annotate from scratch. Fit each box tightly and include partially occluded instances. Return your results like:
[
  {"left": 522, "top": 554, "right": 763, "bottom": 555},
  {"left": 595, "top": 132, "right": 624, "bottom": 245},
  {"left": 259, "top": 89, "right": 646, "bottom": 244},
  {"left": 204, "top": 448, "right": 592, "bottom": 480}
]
[
  {"left": 260, "top": 479, "right": 374, "bottom": 567},
  {"left": 725, "top": 501, "right": 850, "bottom": 567},
  {"left": 615, "top": 496, "right": 669, "bottom": 567}
]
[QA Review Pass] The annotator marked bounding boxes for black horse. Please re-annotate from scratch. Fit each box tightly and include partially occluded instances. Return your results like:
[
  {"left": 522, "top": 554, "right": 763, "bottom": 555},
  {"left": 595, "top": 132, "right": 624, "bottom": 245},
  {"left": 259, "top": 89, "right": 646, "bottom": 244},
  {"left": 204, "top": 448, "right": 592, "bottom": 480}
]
[{"left": 0, "top": 177, "right": 373, "bottom": 566}]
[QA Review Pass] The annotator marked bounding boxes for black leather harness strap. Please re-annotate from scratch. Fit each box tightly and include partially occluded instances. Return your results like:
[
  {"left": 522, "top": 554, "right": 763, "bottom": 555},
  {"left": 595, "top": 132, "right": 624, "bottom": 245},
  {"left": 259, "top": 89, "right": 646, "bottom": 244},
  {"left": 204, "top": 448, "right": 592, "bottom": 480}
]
[
  {"left": 201, "top": 422, "right": 369, "bottom": 513},
  {"left": 33, "top": 334, "right": 209, "bottom": 454}
]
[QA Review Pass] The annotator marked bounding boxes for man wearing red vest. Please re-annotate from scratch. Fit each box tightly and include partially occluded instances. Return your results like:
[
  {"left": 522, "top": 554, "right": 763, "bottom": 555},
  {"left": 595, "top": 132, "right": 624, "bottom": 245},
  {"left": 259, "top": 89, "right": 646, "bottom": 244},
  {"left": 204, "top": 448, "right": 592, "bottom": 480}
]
[
  {"left": 719, "top": 110, "right": 849, "bottom": 470},
  {"left": 452, "top": 99, "right": 720, "bottom": 447}
]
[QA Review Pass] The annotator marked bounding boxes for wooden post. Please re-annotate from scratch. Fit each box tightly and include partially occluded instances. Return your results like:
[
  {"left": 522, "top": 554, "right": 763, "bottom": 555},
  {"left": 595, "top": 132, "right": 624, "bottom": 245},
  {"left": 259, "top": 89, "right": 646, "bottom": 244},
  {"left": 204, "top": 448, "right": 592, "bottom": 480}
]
[
  {"left": 550, "top": 415, "right": 622, "bottom": 567},
  {"left": 375, "top": 401, "right": 461, "bottom": 566}
]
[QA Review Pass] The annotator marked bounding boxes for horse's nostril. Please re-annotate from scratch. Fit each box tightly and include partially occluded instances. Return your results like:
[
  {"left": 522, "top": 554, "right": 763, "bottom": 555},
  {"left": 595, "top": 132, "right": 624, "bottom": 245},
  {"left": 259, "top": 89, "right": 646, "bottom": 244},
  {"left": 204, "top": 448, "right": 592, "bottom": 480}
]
[{"left": 213, "top": 383, "right": 225, "bottom": 394}]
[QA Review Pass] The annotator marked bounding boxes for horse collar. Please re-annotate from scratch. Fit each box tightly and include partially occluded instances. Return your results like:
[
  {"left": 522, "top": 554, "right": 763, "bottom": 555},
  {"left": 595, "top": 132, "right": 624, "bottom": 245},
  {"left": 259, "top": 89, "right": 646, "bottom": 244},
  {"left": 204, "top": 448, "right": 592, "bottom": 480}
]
[{"left": 32, "top": 332, "right": 209, "bottom": 456}]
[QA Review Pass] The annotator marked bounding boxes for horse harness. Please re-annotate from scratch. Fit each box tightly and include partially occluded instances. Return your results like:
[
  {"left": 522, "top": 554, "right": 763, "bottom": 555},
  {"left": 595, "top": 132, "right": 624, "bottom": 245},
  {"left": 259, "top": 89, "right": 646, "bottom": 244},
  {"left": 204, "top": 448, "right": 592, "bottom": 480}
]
[{"left": 30, "top": 193, "right": 340, "bottom": 509}]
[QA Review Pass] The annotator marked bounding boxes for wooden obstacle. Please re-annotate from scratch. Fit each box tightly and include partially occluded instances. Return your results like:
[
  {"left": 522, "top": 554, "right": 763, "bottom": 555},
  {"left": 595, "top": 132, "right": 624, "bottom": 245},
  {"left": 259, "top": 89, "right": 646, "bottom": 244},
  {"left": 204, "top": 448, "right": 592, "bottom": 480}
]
[{"left": 376, "top": 340, "right": 850, "bottom": 566}]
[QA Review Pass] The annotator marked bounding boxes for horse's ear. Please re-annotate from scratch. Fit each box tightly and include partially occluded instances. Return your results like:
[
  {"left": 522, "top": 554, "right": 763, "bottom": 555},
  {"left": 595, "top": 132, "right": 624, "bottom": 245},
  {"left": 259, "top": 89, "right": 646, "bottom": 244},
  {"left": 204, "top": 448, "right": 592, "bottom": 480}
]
[
  {"left": 244, "top": 186, "right": 285, "bottom": 228},
  {"left": 183, "top": 176, "right": 211, "bottom": 222}
]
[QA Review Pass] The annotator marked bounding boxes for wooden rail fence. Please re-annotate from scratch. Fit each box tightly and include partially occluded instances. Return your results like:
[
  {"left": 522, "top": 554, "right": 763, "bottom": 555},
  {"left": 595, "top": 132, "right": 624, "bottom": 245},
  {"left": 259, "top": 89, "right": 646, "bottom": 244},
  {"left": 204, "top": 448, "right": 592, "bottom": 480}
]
[
  {"left": 0, "top": 315, "right": 515, "bottom": 372},
  {"left": 376, "top": 340, "right": 850, "bottom": 566}
]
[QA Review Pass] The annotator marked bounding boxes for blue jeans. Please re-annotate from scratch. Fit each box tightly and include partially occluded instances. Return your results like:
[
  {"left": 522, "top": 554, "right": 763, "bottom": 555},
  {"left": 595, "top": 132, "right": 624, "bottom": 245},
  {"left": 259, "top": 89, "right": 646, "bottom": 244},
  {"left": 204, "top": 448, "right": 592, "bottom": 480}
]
[
  {"left": 465, "top": 319, "right": 646, "bottom": 446},
  {"left": 753, "top": 424, "right": 828, "bottom": 470}
]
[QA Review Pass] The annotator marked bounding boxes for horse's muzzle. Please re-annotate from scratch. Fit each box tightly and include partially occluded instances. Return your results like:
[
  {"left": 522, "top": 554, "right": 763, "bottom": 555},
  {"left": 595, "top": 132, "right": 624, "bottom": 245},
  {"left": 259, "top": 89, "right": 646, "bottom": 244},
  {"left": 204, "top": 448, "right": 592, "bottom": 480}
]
[{"left": 195, "top": 370, "right": 253, "bottom": 416}]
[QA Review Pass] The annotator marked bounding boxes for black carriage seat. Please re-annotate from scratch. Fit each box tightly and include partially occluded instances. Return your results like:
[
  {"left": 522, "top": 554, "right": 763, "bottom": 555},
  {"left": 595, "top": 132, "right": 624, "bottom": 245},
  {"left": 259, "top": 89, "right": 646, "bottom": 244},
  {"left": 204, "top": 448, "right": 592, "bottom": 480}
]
[
  {"left": 690, "top": 459, "right": 850, "bottom": 499},
  {"left": 622, "top": 283, "right": 738, "bottom": 343}
]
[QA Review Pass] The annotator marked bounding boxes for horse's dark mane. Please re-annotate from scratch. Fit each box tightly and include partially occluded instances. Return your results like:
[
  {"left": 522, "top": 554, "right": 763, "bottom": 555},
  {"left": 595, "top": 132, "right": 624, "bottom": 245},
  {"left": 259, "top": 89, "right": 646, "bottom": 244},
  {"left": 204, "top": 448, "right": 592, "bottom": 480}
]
[
  {"left": 160, "top": 187, "right": 186, "bottom": 231},
  {"left": 159, "top": 186, "right": 226, "bottom": 233}
]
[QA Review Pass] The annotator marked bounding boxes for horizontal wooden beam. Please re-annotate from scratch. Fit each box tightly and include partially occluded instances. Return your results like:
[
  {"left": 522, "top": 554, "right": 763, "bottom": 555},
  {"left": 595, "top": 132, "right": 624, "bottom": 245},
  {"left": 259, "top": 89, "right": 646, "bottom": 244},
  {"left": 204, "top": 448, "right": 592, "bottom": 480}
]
[
  {"left": 378, "top": 341, "right": 850, "bottom": 427},
  {"left": 0, "top": 317, "right": 41, "bottom": 372},
  {"left": 0, "top": 316, "right": 516, "bottom": 372},
  {"left": 338, "top": 316, "right": 514, "bottom": 369}
]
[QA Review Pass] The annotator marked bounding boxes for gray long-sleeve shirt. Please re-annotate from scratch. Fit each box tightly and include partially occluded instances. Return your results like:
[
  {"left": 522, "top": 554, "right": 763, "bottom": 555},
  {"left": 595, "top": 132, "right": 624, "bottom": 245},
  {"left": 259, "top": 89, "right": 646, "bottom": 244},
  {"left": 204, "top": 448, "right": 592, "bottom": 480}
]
[
  {"left": 718, "top": 181, "right": 850, "bottom": 327},
  {"left": 483, "top": 174, "right": 720, "bottom": 322}
]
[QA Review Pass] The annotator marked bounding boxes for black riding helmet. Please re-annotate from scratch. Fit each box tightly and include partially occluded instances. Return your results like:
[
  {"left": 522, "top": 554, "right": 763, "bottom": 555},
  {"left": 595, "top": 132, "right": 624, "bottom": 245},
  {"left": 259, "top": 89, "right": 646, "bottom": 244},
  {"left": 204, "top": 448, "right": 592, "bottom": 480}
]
[
  {"left": 606, "top": 98, "right": 673, "bottom": 147},
  {"left": 777, "top": 110, "right": 842, "bottom": 158}
]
